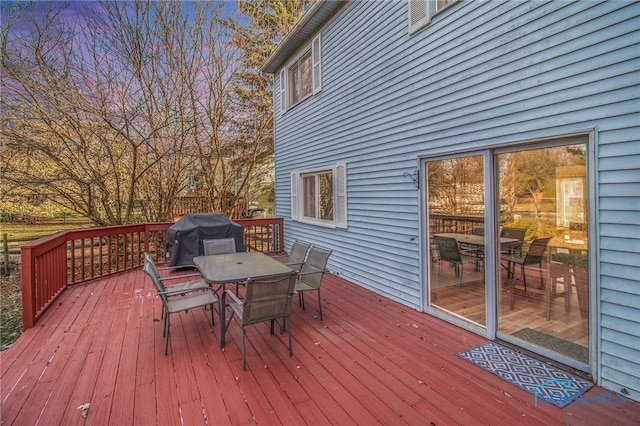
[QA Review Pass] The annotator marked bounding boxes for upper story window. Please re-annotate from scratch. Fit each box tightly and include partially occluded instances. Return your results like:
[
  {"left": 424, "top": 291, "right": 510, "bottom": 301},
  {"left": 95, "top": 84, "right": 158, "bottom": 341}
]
[
  {"left": 289, "top": 50, "right": 312, "bottom": 106},
  {"left": 408, "top": 0, "right": 457, "bottom": 34},
  {"left": 280, "top": 34, "right": 322, "bottom": 114},
  {"left": 291, "top": 163, "right": 347, "bottom": 229}
]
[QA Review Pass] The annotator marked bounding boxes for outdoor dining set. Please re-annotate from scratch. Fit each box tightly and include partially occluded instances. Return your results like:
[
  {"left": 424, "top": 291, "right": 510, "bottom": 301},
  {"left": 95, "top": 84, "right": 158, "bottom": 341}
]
[
  {"left": 142, "top": 239, "right": 332, "bottom": 370},
  {"left": 431, "top": 227, "right": 549, "bottom": 284},
  {"left": 430, "top": 227, "right": 586, "bottom": 321}
]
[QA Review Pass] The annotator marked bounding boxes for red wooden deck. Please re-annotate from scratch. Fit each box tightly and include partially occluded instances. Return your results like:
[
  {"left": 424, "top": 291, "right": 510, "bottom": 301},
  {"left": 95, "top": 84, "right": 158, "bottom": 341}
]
[{"left": 2, "top": 269, "right": 638, "bottom": 425}]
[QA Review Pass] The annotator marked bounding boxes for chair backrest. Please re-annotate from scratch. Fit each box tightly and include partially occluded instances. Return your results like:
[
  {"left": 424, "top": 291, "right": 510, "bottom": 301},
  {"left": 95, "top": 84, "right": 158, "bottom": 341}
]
[
  {"left": 241, "top": 272, "right": 297, "bottom": 326},
  {"left": 432, "top": 236, "right": 461, "bottom": 263},
  {"left": 203, "top": 238, "right": 236, "bottom": 255},
  {"left": 142, "top": 260, "right": 168, "bottom": 304},
  {"left": 523, "top": 237, "right": 551, "bottom": 265},
  {"left": 287, "top": 240, "right": 311, "bottom": 272},
  {"left": 299, "top": 246, "right": 332, "bottom": 289},
  {"left": 500, "top": 227, "right": 527, "bottom": 240},
  {"left": 143, "top": 253, "right": 160, "bottom": 279},
  {"left": 429, "top": 237, "right": 440, "bottom": 263}
]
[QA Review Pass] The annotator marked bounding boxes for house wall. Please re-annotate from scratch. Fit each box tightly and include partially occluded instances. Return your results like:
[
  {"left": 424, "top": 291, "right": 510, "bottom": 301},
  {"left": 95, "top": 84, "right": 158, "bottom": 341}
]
[{"left": 273, "top": 0, "right": 640, "bottom": 398}]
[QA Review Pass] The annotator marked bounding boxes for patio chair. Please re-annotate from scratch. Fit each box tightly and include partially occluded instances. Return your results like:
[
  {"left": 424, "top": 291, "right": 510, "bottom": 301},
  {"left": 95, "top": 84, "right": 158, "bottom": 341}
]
[
  {"left": 501, "top": 237, "right": 551, "bottom": 289},
  {"left": 202, "top": 238, "right": 241, "bottom": 294},
  {"left": 506, "top": 248, "right": 570, "bottom": 319},
  {"left": 203, "top": 237, "right": 237, "bottom": 255},
  {"left": 285, "top": 240, "right": 312, "bottom": 274},
  {"left": 472, "top": 227, "right": 485, "bottom": 236},
  {"left": 432, "top": 235, "right": 478, "bottom": 286},
  {"left": 143, "top": 261, "right": 217, "bottom": 355},
  {"left": 466, "top": 227, "right": 486, "bottom": 264},
  {"left": 500, "top": 227, "right": 527, "bottom": 255},
  {"left": 144, "top": 252, "right": 208, "bottom": 299},
  {"left": 221, "top": 271, "right": 297, "bottom": 370},
  {"left": 295, "top": 246, "right": 332, "bottom": 320}
]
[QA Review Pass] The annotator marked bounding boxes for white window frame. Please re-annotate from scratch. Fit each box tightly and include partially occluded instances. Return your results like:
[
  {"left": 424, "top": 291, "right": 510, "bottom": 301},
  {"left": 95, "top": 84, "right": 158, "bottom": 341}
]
[
  {"left": 280, "top": 33, "right": 322, "bottom": 114},
  {"left": 291, "top": 163, "right": 347, "bottom": 229}
]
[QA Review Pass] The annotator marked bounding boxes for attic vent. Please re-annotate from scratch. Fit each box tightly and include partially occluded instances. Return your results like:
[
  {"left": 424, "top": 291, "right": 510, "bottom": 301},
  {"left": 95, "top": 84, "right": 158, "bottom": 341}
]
[{"left": 408, "top": 0, "right": 431, "bottom": 34}]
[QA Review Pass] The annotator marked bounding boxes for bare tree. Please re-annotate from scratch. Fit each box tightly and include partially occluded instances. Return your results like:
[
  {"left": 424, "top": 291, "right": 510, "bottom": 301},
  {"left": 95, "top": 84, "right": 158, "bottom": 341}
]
[
  {"left": 1, "top": 1, "right": 277, "bottom": 224},
  {"left": 427, "top": 156, "right": 484, "bottom": 215}
]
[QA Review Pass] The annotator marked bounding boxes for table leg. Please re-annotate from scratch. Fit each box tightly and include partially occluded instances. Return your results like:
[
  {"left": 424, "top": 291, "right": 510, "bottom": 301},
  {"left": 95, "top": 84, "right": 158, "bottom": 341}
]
[{"left": 219, "top": 283, "right": 226, "bottom": 348}]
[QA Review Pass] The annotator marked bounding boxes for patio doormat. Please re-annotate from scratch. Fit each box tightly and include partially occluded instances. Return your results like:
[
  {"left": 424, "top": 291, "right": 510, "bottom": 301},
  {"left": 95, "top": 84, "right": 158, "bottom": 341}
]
[
  {"left": 512, "top": 328, "right": 589, "bottom": 365},
  {"left": 458, "top": 342, "right": 593, "bottom": 407}
]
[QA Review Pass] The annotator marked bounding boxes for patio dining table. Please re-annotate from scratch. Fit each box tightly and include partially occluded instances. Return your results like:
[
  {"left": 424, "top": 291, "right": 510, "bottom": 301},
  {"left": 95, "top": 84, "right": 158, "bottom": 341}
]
[
  {"left": 193, "top": 252, "right": 293, "bottom": 347},
  {"left": 433, "top": 232, "right": 519, "bottom": 248}
]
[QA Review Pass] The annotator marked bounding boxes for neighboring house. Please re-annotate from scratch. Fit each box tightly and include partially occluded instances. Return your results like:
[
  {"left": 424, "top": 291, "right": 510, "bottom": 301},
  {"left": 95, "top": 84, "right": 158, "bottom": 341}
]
[{"left": 262, "top": 0, "right": 640, "bottom": 400}]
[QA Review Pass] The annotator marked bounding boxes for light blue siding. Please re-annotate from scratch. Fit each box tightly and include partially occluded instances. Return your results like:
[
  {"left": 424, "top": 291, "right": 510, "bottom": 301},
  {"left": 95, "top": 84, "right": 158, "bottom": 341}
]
[{"left": 272, "top": 0, "right": 640, "bottom": 398}]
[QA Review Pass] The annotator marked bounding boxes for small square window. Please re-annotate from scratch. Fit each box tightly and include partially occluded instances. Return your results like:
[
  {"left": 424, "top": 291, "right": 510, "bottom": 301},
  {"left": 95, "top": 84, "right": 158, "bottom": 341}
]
[{"left": 291, "top": 164, "right": 347, "bottom": 228}]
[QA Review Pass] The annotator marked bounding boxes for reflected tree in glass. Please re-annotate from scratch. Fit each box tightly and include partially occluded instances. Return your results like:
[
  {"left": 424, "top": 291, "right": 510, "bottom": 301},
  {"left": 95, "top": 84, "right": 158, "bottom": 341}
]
[{"left": 428, "top": 156, "right": 484, "bottom": 215}]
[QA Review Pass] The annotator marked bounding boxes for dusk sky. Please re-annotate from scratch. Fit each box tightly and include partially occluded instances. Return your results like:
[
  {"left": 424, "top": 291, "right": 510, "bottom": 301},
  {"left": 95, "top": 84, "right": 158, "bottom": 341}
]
[{"left": 2, "top": 1, "right": 240, "bottom": 33}]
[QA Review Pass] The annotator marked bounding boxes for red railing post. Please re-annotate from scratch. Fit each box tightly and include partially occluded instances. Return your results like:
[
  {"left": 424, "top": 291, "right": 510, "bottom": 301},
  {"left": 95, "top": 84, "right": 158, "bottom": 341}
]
[
  {"left": 20, "top": 246, "right": 36, "bottom": 330},
  {"left": 276, "top": 217, "right": 284, "bottom": 254}
]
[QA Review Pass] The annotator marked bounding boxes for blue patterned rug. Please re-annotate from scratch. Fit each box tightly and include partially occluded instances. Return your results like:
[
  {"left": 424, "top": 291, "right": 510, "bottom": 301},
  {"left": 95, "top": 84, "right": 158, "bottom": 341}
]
[{"left": 458, "top": 342, "right": 593, "bottom": 408}]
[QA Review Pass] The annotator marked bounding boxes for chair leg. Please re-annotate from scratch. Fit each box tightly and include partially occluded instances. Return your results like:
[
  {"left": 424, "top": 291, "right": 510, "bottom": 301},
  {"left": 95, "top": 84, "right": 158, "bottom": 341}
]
[
  {"left": 546, "top": 282, "right": 553, "bottom": 321},
  {"left": 163, "top": 312, "right": 168, "bottom": 337},
  {"left": 165, "top": 316, "right": 170, "bottom": 355},
  {"left": 222, "top": 311, "right": 235, "bottom": 349},
  {"left": 287, "top": 316, "right": 293, "bottom": 357},
  {"left": 241, "top": 326, "right": 247, "bottom": 371},
  {"left": 317, "top": 289, "right": 323, "bottom": 321}
]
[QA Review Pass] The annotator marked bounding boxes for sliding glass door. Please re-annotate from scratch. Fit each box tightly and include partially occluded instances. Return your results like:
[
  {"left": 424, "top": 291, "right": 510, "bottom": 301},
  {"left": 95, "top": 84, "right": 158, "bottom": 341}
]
[
  {"left": 425, "top": 138, "right": 590, "bottom": 369},
  {"left": 426, "top": 154, "right": 486, "bottom": 327},
  {"left": 496, "top": 143, "right": 589, "bottom": 367}
]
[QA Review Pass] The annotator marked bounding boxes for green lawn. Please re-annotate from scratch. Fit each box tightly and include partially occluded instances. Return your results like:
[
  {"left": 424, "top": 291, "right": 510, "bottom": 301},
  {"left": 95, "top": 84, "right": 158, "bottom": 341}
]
[{"left": 2, "top": 217, "right": 93, "bottom": 254}]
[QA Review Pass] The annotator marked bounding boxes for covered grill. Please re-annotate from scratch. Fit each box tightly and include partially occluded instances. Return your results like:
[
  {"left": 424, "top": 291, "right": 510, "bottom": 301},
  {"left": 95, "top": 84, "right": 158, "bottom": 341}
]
[{"left": 167, "top": 213, "right": 244, "bottom": 267}]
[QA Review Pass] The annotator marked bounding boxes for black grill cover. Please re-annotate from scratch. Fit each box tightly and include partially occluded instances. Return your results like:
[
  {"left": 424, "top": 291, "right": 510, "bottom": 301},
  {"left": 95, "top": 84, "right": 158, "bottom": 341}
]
[{"left": 167, "top": 213, "right": 244, "bottom": 267}]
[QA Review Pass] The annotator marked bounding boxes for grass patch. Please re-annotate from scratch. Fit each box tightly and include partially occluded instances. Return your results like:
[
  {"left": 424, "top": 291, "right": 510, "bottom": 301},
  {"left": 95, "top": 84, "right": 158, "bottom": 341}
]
[
  {"left": 2, "top": 217, "right": 93, "bottom": 254},
  {"left": 1, "top": 274, "right": 22, "bottom": 350}
]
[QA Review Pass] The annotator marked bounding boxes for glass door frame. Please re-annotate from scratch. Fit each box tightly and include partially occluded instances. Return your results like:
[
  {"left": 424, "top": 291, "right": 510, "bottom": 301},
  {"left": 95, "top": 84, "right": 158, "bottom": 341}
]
[
  {"left": 419, "top": 131, "right": 597, "bottom": 376},
  {"left": 420, "top": 150, "right": 496, "bottom": 338}
]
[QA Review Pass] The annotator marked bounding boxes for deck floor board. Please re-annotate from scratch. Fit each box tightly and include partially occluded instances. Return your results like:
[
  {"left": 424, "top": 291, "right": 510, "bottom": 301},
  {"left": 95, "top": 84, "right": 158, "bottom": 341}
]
[{"left": 2, "top": 269, "right": 639, "bottom": 425}]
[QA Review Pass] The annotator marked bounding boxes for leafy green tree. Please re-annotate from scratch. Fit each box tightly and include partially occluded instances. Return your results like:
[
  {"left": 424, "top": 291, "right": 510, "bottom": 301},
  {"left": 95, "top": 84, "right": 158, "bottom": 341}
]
[{"left": 224, "top": 0, "right": 314, "bottom": 213}]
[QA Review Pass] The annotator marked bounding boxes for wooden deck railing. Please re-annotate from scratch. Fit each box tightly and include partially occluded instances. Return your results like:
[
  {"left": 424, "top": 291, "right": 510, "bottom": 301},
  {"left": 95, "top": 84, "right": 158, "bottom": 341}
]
[
  {"left": 429, "top": 214, "right": 484, "bottom": 234},
  {"left": 20, "top": 217, "right": 284, "bottom": 330}
]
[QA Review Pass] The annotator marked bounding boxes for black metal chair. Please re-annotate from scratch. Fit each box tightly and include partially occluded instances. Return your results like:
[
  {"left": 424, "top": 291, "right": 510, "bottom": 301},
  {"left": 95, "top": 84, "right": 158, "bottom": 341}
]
[
  {"left": 500, "top": 227, "right": 527, "bottom": 256},
  {"left": 432, "top": 235, "right": 477, "bottom": 286},
  {"left": 472, "top": 227, "right": 484, "bottom": 236},
  {"left": 501, "top": 237, "right": 551, "bottom": 289}
]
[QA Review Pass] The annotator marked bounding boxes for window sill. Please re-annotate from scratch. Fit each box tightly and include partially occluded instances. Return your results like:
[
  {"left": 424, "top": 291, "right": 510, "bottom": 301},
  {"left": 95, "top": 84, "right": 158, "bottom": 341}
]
[{"left": 296, "top": 218, "right": 336, "bottom": 229}]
